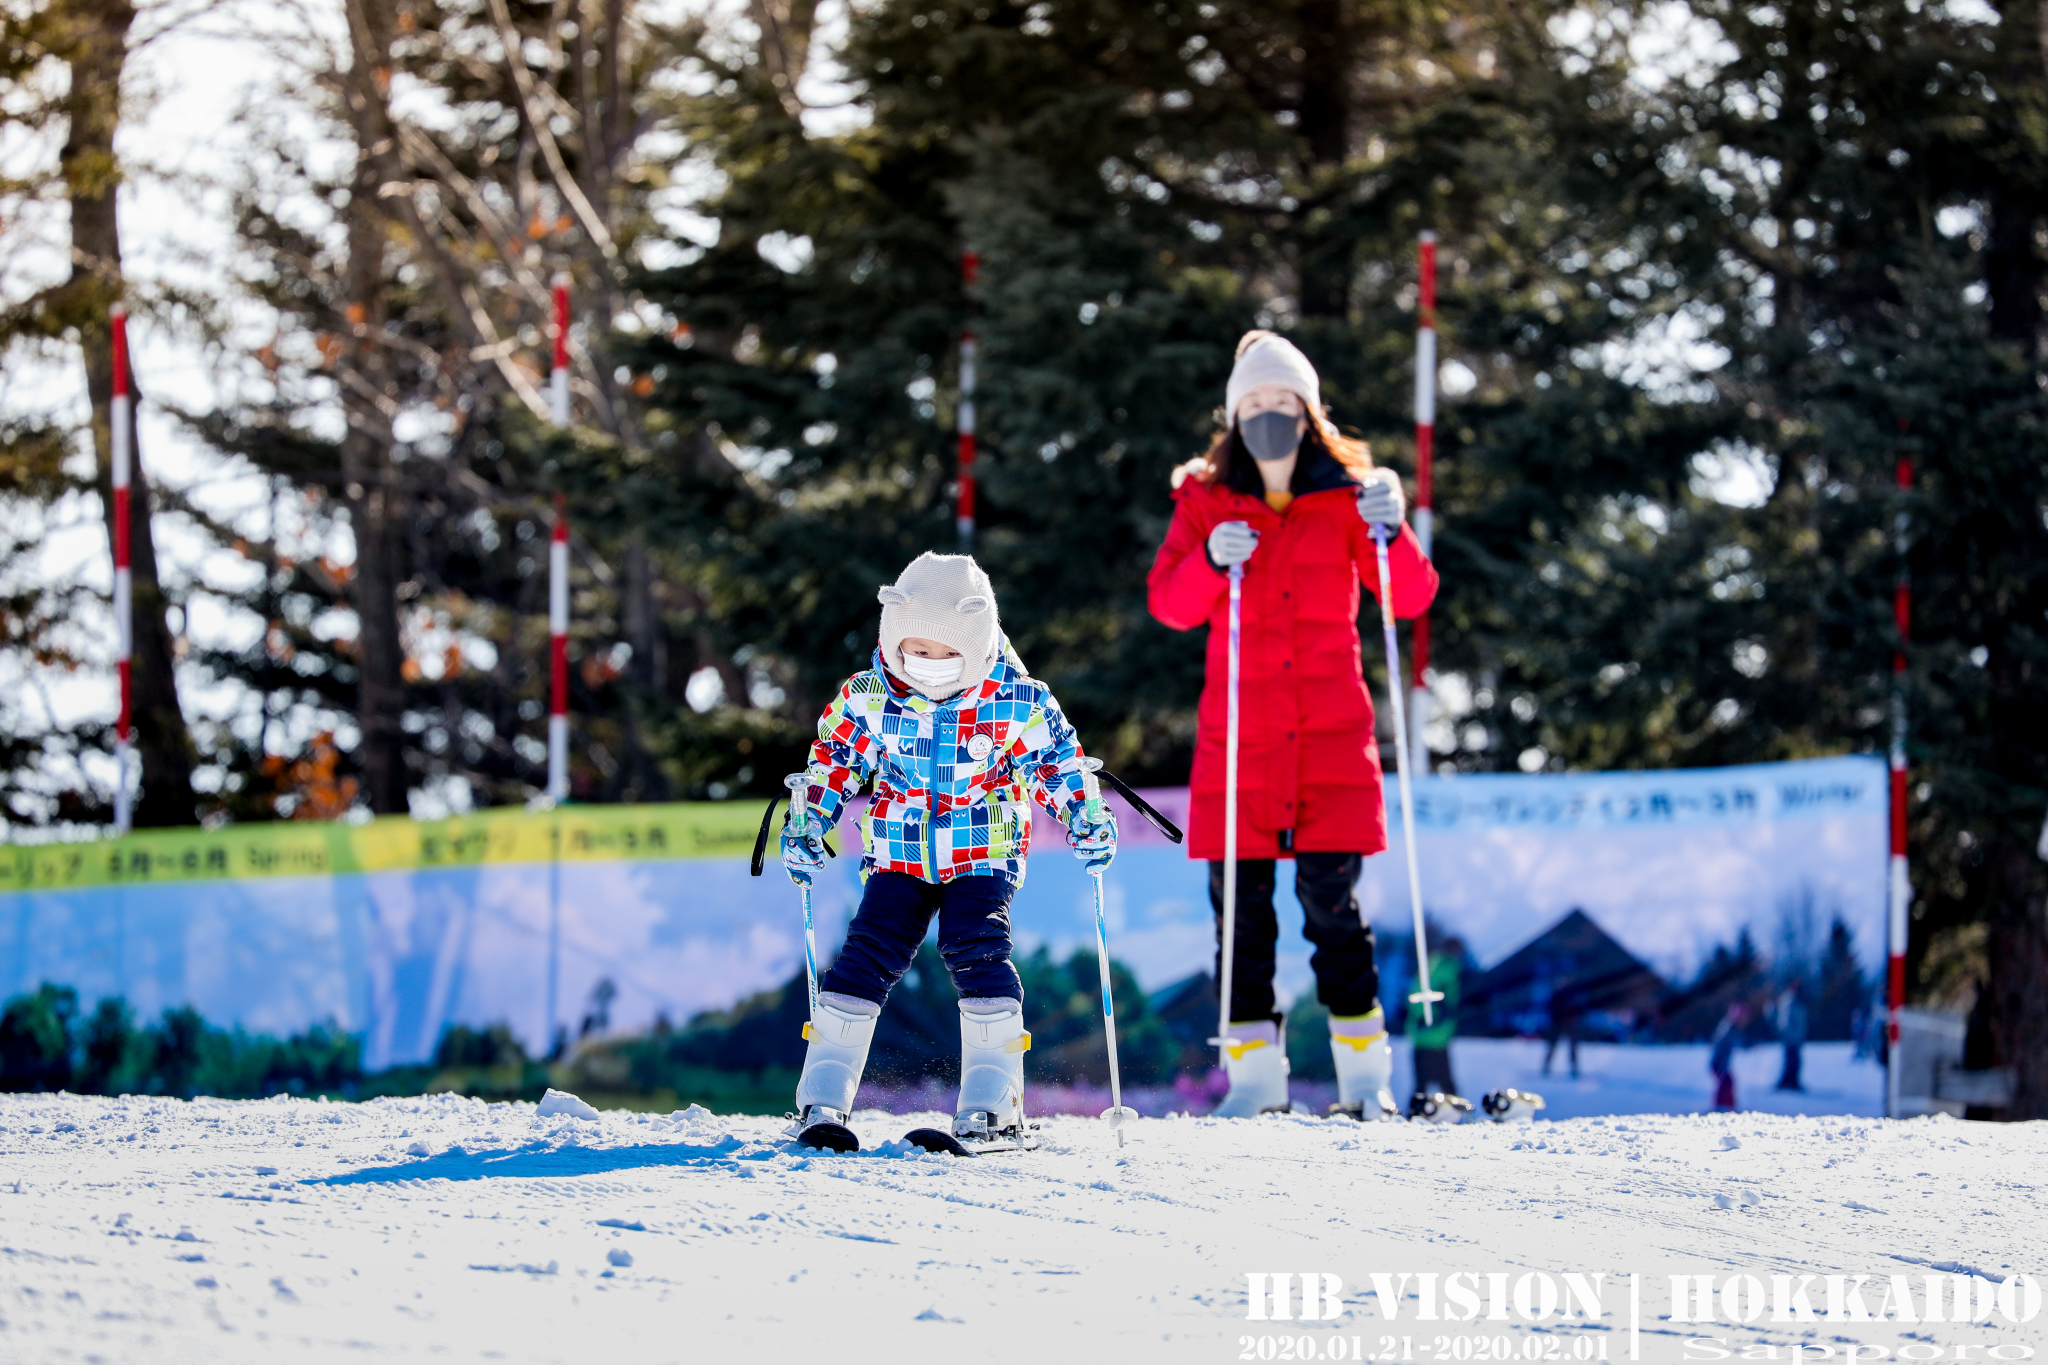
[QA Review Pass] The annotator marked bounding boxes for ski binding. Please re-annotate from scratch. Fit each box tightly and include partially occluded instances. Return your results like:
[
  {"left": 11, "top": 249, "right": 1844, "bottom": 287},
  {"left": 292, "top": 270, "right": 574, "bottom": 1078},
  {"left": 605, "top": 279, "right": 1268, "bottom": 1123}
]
[
  {"left": 1480, "top": 1087, "right": 1547, "bottom": 1122},
  {"left": 904, "top": 1112, "right": 1041, "bottom": 1157},
  {"left": 1408, "top": 1089, "right": 1474, "bottom": 1124},
  {"left": 1328, "top": 1088, "right": 1403, "bottom": 1123}
]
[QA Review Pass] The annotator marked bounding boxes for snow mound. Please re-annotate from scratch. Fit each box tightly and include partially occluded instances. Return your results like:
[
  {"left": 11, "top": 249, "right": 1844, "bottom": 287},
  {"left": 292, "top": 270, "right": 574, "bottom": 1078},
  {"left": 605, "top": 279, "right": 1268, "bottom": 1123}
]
[{"left": 534, "top": 1088, "right": 601, "bottom": 1120}]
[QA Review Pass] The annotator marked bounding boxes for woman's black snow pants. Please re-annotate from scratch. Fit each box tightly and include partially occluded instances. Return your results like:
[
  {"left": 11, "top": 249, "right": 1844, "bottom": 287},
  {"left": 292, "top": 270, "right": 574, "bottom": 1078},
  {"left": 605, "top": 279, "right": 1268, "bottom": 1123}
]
[{"left": 1208, "top": 853, "right": 1380, "bottom": 1023}]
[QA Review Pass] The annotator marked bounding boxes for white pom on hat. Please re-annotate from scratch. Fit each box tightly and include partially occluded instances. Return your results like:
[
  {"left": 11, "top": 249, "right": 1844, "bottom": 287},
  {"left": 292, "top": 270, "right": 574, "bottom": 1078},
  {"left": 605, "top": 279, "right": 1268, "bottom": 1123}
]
[
  {"left": 1224, "top": 329, "right": 1321, "bottom": 425},
  {"left": 876, "top": 552, "right": 1003, "bottom": 698}
]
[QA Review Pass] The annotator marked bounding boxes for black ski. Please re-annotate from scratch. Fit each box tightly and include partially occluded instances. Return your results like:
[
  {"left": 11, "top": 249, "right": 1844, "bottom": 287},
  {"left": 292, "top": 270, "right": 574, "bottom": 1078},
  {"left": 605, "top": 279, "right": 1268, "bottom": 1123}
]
[
  {"left": 794, "top": 1121, "right": 860, "bottom": 1153},
  {"left": 902, "top": 1123, "right": 1041, "bottom": 1156},
  {"left": 903, "top": 1127, "right": 976, "bottom": 1157}
]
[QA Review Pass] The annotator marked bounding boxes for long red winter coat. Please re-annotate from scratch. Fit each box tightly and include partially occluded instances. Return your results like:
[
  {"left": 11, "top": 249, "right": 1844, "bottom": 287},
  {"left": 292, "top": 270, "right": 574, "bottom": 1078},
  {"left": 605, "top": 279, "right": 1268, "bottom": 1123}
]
[{"left": 1147, "top": 457, "right": 1439, "bottom": 861}]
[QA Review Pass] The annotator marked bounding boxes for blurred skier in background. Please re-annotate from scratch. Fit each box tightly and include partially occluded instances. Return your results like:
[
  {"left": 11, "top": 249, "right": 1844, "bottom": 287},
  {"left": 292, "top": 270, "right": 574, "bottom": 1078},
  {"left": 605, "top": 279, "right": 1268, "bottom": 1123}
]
[
  {"left": 1543, "top": 980, "right": 1585, "bottom": 1080},
  {"left": 1773, "top": 980, "right": 1808, "bottom": 1092},
  {"left": 1710, "top": 999, "right": 1750, "bottom": 1111},
  {"left": 1147, "top": 331, "right": 1438, "bottom": 1120}
]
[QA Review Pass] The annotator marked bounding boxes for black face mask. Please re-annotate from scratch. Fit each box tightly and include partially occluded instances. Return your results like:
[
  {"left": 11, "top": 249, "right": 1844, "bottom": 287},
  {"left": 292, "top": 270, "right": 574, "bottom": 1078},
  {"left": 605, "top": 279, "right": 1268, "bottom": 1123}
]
[{"left": 1240, "top": 411, "right": 1303, "bottom": 462}]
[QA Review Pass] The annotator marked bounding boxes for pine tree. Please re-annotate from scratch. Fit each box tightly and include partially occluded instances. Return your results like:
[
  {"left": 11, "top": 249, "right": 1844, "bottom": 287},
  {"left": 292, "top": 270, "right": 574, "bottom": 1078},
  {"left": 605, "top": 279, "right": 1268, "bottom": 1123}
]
[
  {"left": 625, "top": 0, "right": 1710, "bottom": 779},
  {"left": 188, "top": 0, "right": 759, "bottom": 813},
  {"left": 1577, "top": 0, "right": 2048, "bottom": 1111},
  {"left": 0, "top": 0, "right": 197, "bottom": 827}
]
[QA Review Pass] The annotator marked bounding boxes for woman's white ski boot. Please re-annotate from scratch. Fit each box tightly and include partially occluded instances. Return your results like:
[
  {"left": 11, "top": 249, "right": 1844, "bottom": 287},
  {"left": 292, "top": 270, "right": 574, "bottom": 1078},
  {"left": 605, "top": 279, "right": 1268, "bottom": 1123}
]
[
  {"left": 1328, "top": 1005, "right": 1400, "bottom": 1121},
  {"left": 907, "top": 998, "right": 1039, "bottom": 1155},
  {"left": 789, "top": 993, "right": 878, "bottom": 1152},
  {"left": 1213, "top": 1018, "right": 1291, "bottom": 1116}
]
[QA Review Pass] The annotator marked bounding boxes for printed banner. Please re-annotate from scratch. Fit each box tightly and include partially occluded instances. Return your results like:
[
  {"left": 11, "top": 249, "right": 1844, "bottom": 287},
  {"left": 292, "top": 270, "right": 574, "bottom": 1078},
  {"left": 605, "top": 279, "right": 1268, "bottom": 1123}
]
[
  {"left": 1363, "top": 755, "right": 1890, "bottom": 984},
  {"left": 0, "top": 802, "right": 766, "bottom": 892},
  {"left": 0, "top": 756, "right": 1886, "bottom": 1069}
]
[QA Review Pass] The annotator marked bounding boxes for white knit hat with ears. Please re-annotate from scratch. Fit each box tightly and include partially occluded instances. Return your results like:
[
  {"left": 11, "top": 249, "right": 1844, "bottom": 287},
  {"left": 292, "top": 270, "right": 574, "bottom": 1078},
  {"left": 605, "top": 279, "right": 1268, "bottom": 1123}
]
[
  {"left": 1224, "top": 329, "right": 1321, "bottom": 425},
  {"left": 876, "top": 552, "right": 1002, "bottom": 699}
]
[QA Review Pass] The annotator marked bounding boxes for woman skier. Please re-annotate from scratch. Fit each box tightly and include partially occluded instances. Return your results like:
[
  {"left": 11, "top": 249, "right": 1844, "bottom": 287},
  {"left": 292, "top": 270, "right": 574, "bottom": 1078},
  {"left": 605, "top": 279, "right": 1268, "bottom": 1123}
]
[
  {"left": 781, "top": 551, "right": 1116, "bottom": 1152},
  {"left": 1147, "top": 330, "right": 1438, "bottom": 1119}
]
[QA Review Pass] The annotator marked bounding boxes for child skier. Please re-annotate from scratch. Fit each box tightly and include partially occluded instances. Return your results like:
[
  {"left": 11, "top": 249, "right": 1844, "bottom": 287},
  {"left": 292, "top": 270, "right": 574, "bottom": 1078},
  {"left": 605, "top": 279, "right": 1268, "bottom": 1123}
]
[{"left": 780, "top": 551, "right": 1116, "bottom": 1153}]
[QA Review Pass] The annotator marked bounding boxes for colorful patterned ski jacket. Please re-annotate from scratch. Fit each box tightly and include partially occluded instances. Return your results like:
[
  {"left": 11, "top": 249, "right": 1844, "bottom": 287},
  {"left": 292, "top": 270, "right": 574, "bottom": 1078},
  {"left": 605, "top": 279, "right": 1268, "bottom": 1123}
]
[{"left": 797, "top": 639, "right": 1093, "bottom": 886}]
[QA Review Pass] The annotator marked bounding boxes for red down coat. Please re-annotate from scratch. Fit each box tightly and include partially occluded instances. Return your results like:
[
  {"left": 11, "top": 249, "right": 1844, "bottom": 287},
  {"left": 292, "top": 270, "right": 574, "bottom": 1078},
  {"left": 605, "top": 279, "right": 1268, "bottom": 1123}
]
[{"left": 1147, "top": 463, "right": 1439, "bottom": 861}]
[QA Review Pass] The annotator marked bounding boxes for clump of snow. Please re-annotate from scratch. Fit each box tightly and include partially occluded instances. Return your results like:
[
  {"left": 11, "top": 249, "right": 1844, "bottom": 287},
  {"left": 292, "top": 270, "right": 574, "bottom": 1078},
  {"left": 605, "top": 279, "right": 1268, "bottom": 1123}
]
[
  {"left": 534, "top": 1088, "right": 601, "bottom": 1121},
  {"left": 646, "top": 1102, "right": 723, "bottom": 1136}
]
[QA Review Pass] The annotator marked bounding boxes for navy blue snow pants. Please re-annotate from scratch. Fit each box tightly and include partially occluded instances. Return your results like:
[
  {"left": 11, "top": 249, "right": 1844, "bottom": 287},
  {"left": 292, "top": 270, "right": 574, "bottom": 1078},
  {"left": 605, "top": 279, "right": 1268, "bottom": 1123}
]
[{"left": 819, "top": 871, "right": 1021, "bottom": 1006}]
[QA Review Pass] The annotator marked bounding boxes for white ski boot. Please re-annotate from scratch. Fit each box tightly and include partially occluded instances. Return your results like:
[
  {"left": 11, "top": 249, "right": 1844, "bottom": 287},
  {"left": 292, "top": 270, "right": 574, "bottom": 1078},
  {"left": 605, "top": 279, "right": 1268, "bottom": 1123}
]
[
  {"left": 939, "top": 998, "right": 1039, "bottom": 1153},
  {"left": 1213, "top": 1018, "right": 1290, "bottom": 1117},
  {"left": 788, "top": 993, "right": 878, "bottom": 1152},
  {"left": 1327, "top": 1005, "right": 1400, "bottom": 1121}
]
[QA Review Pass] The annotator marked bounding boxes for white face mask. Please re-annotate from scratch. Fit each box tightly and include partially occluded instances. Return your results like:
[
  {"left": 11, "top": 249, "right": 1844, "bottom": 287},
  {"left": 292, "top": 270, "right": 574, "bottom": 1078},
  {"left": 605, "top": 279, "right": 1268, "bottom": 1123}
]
[{"left": 898, "top": 651, "right": 965, "bottom": 691}]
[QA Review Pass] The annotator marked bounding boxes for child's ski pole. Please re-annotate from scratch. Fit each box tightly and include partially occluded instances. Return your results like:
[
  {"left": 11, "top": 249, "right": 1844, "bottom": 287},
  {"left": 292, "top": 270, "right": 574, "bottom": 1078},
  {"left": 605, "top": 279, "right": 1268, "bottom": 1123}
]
[
  {"left": 1370, "top": 525, "right": 1442, "bottom": 1026},
  {"left": 1082, "top": 758, "right": 1140, "bottom": 1145},
  {"left": 784, "top": 772, "right": 822, "bottom": 1025},
  {"left": 1211, "top": 562, "right": 1245, "bottom": 1063}
]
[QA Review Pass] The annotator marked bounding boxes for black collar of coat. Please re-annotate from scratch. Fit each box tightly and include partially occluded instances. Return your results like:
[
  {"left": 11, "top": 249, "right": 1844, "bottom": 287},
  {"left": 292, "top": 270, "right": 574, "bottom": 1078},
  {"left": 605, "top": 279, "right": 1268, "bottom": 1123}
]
[{"left": 1222, "top": 442, "right": 1361, "bottom": 501}]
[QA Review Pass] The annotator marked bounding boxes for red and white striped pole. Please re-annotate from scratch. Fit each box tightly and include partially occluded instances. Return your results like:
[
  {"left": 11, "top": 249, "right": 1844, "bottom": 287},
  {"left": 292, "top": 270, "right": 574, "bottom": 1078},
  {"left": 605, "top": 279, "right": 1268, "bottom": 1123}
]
[
  {"left": 1886, "top": 452, "right": 1912, "bottom": 1118},
  {"left": 550, "top": 272, "right": 571, "bottom": 427},
  {"left": 547, "top": 505, "right": 569, "bottom": 802},
  {"left": 1410, "top": 232, "right": 1437, "bottom": 776},
  {"left": 957, "top": 249, "right": 978, "bottom": 550},
  {"left": 546, "top": 274, "right": 570, "bottom": 802},
  {"left": 110, "top": 305, "right": 134, "bottom": 835}
]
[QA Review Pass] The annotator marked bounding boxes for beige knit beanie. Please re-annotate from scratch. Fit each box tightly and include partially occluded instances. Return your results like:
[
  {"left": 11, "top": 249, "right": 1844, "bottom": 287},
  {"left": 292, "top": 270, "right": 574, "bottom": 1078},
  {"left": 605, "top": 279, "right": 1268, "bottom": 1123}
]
[
  {"left": 876, "top": 552, "right": 1002, "bottom": 698},
  {"left": 1224, "top": 329, "right": 1321, "bottom": 424}
]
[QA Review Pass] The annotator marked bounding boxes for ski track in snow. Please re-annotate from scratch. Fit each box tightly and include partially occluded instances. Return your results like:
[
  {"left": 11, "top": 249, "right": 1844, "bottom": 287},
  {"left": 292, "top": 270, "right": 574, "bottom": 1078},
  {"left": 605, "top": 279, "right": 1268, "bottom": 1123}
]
[{"left": 0, "top": 1092, "right": 2039, "bottom": 1362}]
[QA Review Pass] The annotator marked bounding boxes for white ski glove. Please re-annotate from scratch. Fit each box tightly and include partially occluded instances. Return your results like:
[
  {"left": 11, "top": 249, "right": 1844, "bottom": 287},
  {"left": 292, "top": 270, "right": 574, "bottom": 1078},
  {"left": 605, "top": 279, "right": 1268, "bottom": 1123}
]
[
  {"left": 1206, "top": 520, "right": 1259, "bottom": 570},
  {"left": 1355, "top": 468, "right": 1406, "bottom": 528}
]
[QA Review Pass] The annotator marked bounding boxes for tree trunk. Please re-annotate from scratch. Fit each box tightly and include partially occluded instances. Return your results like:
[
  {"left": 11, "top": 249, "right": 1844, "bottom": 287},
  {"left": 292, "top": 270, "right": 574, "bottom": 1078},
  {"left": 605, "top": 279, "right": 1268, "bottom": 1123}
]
[
  {"left": 63, "top": 0, "right": 197, "bottom": 827},
  {"left": 1990, "top": 0, "right": 2045, "bottom": 347},
  {"left": 1294, "top": 0, "right": 1354, "bottom": 320},
  {"left": 1985, "top": 190, "right": 2041, "bottom": 346},
  {"left": 1984, "top": 845, "right": 2048, "bottom": 1118},
  {"left": 622, "top": 536, "right": 665, "bottom": 696},
  {"left": 747, "top": 0, "right": 821, "bottom": 115},
  {"left": 620, "top": 535, "right": 668, "bottom": 801},
  {"left": 342, "top": 0, "right": 411, "bottom": 815},
  {"left": 119, "top": 388, "right": 200, "bottom": 827}
]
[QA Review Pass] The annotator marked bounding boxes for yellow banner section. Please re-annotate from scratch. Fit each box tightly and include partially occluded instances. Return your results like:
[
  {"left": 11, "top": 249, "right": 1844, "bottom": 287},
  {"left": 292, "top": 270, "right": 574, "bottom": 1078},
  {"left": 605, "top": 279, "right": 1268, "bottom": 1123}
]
[{"left": 0, "top": 801, "right": 776, "bottom": 894}]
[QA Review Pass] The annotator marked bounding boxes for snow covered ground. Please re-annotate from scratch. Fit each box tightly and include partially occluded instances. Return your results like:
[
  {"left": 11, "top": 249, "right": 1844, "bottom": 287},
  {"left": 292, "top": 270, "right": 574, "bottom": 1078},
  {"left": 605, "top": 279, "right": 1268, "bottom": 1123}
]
[
  {"left": 1389, "top": 1039, "right": 1886, "bottom": 1121},
  {"left": 1, "top": 1090, "right": 2039, "bottom": 1364}
]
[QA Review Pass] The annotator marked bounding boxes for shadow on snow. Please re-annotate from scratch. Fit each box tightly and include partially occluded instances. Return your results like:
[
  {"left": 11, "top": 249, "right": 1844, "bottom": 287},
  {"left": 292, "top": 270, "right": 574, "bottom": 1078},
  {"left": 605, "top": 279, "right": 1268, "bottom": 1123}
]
[{"left": 316, "top": 1135, "right": 751, "bottom": 1185}]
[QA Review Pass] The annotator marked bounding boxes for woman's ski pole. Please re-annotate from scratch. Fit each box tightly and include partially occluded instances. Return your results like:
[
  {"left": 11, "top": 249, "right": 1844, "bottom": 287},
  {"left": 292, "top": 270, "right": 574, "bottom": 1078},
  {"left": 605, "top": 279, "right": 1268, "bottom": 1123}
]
[
  {"left": 1370, "top": 526, "right": 1442, "bottom": 1026},
  {"left": 1082, "top": 758, "right": 1140, "bottom": 1145},
  {"left": 783, "top": 772, "right": 822, "bottom": 1025},
  {"left": 1212, "top": 562, "right": 1246, "bottom": 1065}
]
